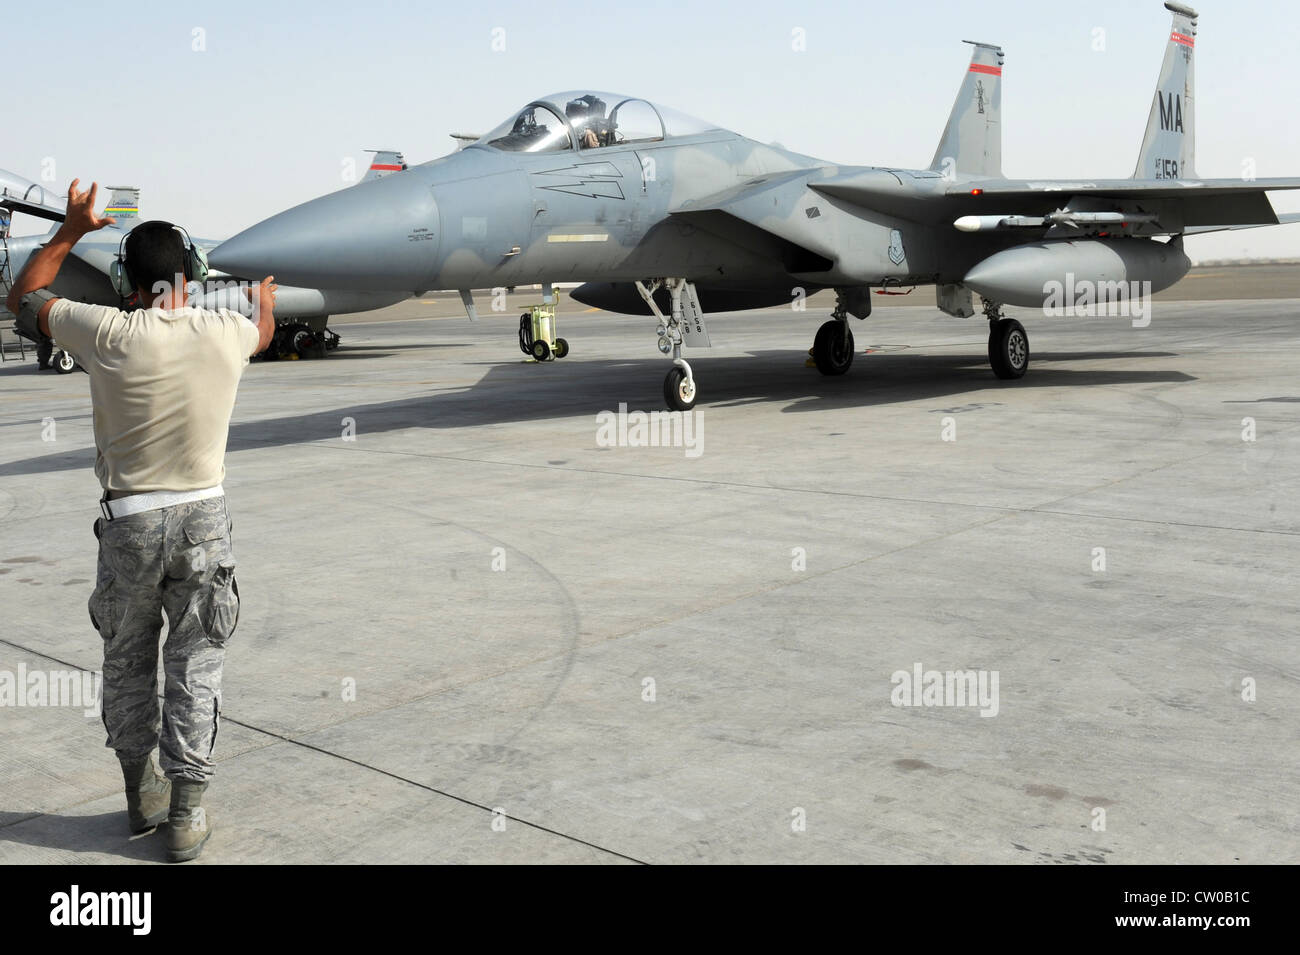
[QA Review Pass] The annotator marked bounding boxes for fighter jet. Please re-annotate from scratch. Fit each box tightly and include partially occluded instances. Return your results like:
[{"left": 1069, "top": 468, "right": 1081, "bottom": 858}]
[
  {"left": 0, "top": 166, "right": 411, "bottom": 370},
  {"left": 1, "top": 169, "right": 67, "bottom": 224},
  {"left": 210, "top": 2, "right": 1300, "bottom": 410}
]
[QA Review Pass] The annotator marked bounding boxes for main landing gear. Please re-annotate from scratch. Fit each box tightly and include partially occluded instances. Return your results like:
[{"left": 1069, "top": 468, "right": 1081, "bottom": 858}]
[
  {"left": 810, "top": 287, "right": 872, "bottom": 376},
  {"left": 261, "top": 323, "right": 340, "bottom": 361},
  {"left": 984, "top": 299, "right": 1028, "bottom": 380},
  {"left": 812, "top": 306, "right": 855, "bottom": 376}
]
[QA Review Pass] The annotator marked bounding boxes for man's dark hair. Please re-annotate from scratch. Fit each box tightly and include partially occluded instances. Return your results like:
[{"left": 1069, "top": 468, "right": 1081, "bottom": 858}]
[{"left": 123, "top": 221, "right": 187, "bottom": 293}]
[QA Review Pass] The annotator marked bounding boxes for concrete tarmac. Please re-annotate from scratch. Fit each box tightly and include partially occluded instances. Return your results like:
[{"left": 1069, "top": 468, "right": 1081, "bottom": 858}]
[{"left": 1, "top": 280, "right": 1297, "bottom": 864}]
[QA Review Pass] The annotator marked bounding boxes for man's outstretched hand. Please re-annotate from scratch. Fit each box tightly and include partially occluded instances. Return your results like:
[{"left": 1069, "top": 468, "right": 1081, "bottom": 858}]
[
  {"left": 245, "top": 276, "right": 278, "bottom": 355},
  {"left": 4, "top": 178, "right": 116, "bottom": 316},
  {"left": 59, "top": 180, "right": 117, "bottom": 237}
]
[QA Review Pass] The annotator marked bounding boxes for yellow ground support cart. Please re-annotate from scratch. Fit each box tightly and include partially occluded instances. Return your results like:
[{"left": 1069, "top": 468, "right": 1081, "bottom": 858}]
[{"left": 518, "top": 298, "right": 570, "bottom": 362}]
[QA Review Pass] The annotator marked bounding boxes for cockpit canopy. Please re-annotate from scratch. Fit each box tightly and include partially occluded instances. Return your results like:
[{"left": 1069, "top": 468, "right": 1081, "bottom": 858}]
[{"left": 478, "top": 92, "right": 719, "bottom": 153}]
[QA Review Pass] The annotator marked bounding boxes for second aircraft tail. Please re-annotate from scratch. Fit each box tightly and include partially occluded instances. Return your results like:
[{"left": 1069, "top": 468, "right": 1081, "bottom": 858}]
[
  {"left": 930, "top": 41, "right": 1004, "bottom": 179},
  {"left": 1134, "top": 2, "right": 1198, "bottom": 180}
]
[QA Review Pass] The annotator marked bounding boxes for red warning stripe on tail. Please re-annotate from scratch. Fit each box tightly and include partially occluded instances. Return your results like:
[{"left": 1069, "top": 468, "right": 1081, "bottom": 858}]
[
  {"left": 369, "top": 163, "right": 404, "bottom": 171},
  {"left": 1171, "top": 31, "right": 1194, "bottom": 47},
  {"left": 969, "top": 64, "right": 1002, "bottom": 76}
]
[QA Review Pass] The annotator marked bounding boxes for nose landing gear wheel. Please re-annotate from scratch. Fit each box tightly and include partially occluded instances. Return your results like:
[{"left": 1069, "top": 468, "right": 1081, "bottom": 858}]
[
  {"left": 813, "top": 319, "right": 855, "bottom": 376},
  {"left": 988, "top": 317, "right": 1029, "bottom": 380},
  {"left": 664, "top": 366, "right": 697, "bottom": 411},
  {"left": 55, "top": 349, "right": 76, "bottom": 374}
]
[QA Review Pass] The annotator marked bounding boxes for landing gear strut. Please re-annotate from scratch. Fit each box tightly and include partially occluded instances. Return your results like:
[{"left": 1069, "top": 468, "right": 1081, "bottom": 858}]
[
  {"left": 636, "top": 278, "right": 700, "bottom": 411},
  {"left": 984, "top": 299, "right": 1028, "bottom": 379}
]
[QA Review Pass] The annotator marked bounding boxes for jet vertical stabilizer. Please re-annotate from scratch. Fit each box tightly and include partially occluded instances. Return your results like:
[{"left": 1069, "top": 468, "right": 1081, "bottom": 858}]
[
  {"left": 361, "top": 150, "right": 408, "bottom": 184},
  {"left": 930, "top": 40, "right": 1004, "bottom": 178},
  {"left": 1134, "top": 2, "right": 1198, "bottom": 180},
  {"left": 102, "top": 186, "right": 139, "bottom": 221}
]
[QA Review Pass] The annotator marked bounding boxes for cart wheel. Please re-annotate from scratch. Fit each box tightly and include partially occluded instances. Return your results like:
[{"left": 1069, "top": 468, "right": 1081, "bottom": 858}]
[
  {"left": 553, "top": 337, "right": 569, "bottom": 359},
  {"left": 531, "top": 338, "right": 551, "bottom": 361}
]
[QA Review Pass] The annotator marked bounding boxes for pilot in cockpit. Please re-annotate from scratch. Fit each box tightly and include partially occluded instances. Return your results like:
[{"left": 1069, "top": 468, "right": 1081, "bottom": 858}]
[{"left": 566, "top": 95, "right": 612, "bottom": 148}]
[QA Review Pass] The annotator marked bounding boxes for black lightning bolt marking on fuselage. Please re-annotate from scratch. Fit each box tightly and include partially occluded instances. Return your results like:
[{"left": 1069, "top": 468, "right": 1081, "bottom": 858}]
[{"left": 533, "top": 161, "right": 627, "bottom": 200}]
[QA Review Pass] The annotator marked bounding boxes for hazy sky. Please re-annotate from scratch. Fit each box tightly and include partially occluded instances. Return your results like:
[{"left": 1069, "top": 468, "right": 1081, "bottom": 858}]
[{"left": 7, "top": 0, "right": 1299, "bottom": 261}]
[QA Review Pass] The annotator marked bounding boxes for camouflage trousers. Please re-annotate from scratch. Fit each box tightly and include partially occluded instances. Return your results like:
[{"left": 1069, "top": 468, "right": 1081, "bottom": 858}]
[{"left": 89, "top": 496, "right": 239, "bottom": 783}]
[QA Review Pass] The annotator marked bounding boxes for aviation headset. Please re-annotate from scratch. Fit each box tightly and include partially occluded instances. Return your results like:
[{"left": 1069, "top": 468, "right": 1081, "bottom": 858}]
[{"left": 109, "top": 221, "right": 209, "bottom": 298}]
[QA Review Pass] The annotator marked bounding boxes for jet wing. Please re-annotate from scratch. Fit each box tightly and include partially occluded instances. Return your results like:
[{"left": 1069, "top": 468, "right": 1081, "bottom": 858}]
[
  {"left": 1185, "top": 211, "right": 1300, "bottom": 236},
  {"left": 808, "top": 172, "right": 1300, "bottom": 229},
  {"left": 942, "top": 178, "right": 1300, "bottom": 228}
]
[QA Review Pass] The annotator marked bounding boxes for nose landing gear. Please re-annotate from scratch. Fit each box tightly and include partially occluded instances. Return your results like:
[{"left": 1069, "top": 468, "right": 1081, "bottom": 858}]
[{"left": 635, "top": 278, "right": 708, "bottom": 411}]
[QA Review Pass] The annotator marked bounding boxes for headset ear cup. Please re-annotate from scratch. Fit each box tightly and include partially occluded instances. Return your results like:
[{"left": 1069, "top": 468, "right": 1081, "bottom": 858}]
[
  {"left": 189, "top": 245, "right": 209, "bottom": 285},
  {"left": 112, "top": 230, "right": 133, "bottom": 298},
  {"left": 110, "top": 259, "right": 133, "bottom": 298}
]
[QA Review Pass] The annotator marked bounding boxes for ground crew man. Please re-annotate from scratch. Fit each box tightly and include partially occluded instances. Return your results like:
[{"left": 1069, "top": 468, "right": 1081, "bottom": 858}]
[{"left": 6, "top": 180, "right": 276, "bottom": 862}]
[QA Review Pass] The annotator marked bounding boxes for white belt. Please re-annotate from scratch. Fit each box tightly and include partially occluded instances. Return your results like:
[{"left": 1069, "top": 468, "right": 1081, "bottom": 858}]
[{"left": 100, "top": 485, "right": 224, "bottom": 521}]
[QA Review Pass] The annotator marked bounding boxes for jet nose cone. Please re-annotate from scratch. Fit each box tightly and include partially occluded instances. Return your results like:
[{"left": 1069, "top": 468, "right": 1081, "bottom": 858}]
[{"left": 210, "top": 173, "right": 439, "bottom": 291}]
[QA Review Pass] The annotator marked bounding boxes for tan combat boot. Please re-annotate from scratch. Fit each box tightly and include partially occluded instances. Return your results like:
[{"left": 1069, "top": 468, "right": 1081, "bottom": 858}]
[
  {"left": 165, "top": 780, "right": 212, "bottom": 862},
  {"left": 119, "top": 755, "right": 171, "bottom": 834}
]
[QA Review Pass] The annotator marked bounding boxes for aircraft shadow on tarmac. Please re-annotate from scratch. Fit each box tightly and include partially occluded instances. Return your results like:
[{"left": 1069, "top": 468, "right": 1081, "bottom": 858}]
[
  {"left": 0, "top": 348, "right": 1192, "bottom": 478},
  {"left": 279, "top": 342, "right": 473, "bottom": 362},
  {"left": 0, "top": 809, "right": 164, "bottom": 862}
]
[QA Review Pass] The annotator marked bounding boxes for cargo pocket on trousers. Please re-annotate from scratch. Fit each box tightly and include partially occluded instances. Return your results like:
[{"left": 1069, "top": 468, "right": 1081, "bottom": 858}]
[
  {"left": 203, "top": 559, "right": 240, "bottom": 648},
  {"left": 88, "top": 575, "right": 117, "bottom": 642}
]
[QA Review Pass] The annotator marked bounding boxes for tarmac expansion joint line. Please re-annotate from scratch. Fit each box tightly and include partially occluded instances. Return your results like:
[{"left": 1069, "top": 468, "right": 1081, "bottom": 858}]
[{"left": 0, "top": 634, "right": 648, "bottom": 865}]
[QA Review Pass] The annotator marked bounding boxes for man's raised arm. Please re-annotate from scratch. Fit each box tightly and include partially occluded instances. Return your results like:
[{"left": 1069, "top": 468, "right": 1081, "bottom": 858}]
[{"left": 5, "top": 179, "right": 117, "bottom": 335}]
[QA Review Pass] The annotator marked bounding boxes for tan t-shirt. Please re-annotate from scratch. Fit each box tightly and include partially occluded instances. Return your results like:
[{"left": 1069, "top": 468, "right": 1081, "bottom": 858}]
[{"left": 47, "top": 300, "right": 260, "bottom": 493}]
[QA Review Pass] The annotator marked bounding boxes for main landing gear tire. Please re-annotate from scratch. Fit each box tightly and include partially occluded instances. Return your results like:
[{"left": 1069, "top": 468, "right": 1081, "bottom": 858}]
[
  {"left": 664, "top": 366, "right": 697, "bottom": 411},
  {"left": 988, "top": 318, "right": 1029, "bottom": 380},
  {"left": 813, "top": 320, "right": 854, "bottom": 376},
  {"left": 289, "top": 324, "right": 327, "bottom": 360},
  {"left": 530, "top": 338, "right": 551, "bottom": 361},
  {"left": 55, "top": 350, "right": 76, "bottom": 374}
]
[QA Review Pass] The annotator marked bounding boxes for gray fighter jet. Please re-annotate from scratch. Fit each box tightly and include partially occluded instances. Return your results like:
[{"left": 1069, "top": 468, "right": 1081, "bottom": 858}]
[
  {"left": 0, "top": 166, "right": 411, "bottom": 369},
  {"left": 210, "top": 2, "right": 1300, "bottom": 410}
]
